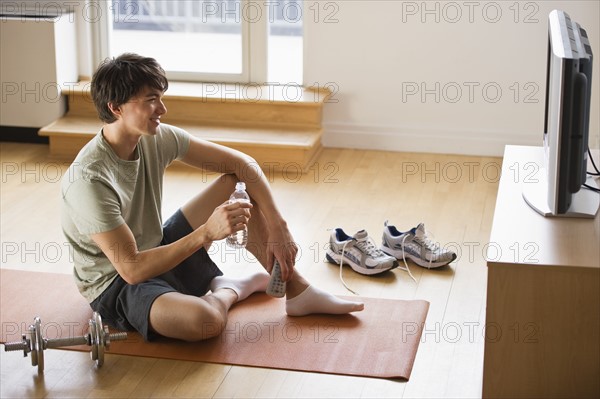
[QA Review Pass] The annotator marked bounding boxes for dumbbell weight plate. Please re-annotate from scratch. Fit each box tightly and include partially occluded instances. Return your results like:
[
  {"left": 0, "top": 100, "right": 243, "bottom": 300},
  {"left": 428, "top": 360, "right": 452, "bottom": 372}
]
[
  {"left": 29, "top": 323, "right": 37, "bottom": 367},
  {"left": 89, "top": 318, "right": 98, "bottom": 364},
  {"left": 31, "top": 317, "right": 44, "bottom": 373},
  {"left": 94, "top": 312, "right": 105, "bottom": 367}
]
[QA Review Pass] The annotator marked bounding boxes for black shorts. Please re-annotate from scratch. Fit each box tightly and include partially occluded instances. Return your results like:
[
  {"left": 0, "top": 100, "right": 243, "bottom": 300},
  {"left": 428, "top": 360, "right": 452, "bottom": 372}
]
[{"left": 90, "top": 209, "right": 223, "bottom": 341}]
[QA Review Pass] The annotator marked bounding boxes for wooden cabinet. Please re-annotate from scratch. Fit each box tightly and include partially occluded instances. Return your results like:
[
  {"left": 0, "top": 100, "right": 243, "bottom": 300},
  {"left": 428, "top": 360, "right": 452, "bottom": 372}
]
[{"left": 483, "top": 145, "right": 599, "bottom": 398}]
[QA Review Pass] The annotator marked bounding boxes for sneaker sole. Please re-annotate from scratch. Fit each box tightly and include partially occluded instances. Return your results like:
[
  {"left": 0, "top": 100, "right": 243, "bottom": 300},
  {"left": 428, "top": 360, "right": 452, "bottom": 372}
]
[
  {"left": 325, "top": 249, "right": 396, "bottom": 275},
  {"left": 381, "top": 246, "right": 455, "bottom": 269}
]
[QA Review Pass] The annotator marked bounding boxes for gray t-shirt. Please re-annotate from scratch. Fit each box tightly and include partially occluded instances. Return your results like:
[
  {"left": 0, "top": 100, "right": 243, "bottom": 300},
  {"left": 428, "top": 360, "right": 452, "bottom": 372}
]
[{"left": 61, "top": 124, "right": 190, "bottom": 302}]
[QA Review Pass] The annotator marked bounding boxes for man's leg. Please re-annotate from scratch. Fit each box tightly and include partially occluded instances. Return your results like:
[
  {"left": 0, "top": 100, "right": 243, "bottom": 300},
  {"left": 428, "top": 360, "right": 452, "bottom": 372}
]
[{"left": 181, "top": 174, "right": 364, "bottom": 316}]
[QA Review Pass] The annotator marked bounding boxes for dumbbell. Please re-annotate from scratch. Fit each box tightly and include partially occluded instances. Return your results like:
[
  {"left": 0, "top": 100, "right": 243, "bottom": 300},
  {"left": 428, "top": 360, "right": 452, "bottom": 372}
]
[{"left": 3, "top": 312, "right": 127, "bottom": 372}]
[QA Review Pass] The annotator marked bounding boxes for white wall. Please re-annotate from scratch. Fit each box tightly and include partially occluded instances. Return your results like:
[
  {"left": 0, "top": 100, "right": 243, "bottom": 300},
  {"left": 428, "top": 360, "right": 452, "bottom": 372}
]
[
  {"left": 304, "top": 0, "right": 600, "bottom": 156},
  {"left": 2, "top": 0, "right": 598, "bottom": 156}
]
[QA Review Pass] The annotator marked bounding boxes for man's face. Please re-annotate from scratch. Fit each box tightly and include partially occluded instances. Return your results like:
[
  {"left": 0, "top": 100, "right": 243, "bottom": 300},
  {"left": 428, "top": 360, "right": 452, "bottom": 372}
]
[{"left": 115, "top": 86, "right": 167, "bottom": 136}]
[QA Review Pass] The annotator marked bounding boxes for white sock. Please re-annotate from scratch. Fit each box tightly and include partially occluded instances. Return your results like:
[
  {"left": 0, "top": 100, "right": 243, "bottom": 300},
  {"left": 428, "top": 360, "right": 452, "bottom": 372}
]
[
  {"left": 285, "top": 285, "right": 365, "bottom": 317},
  {"left": 210, "top": 272, "right": 270, "bottom": 302}
]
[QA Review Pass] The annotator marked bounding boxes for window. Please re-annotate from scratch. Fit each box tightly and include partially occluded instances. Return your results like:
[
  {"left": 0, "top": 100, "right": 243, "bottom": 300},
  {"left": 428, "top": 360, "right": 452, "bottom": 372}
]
[{"left": 102, "top": 0, "right": 303, "bottom": 84}]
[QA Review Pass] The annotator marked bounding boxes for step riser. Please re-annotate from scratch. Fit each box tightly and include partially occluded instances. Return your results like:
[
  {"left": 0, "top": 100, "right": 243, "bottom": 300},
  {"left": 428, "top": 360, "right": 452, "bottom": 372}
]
[
  {"left": 48, "top": 136, "right": 91, "bottom": 160},
  {"left": 47, "top": 135, "right": 321, "bottom": 173},
  {"left": 67, "top": 93, "right": 323, "bottom": 129},
  {"left": 165, "top": 99, "right": 322, "bottom": 129}
]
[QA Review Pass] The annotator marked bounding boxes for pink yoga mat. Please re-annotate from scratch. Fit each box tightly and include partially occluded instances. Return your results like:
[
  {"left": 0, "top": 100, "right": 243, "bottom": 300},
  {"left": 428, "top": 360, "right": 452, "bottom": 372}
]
[{"left": 1, "top": 269, "right": 429, "bottom": 379}]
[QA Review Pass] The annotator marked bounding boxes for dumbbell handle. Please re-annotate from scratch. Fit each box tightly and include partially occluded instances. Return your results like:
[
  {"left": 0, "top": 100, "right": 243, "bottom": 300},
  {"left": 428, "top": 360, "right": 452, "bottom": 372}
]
[
  {"left": 4, "top": 332, "right": 127, "bottom": 352},
  {"left": 45, "top": 331, "right": 127, "bottom": 348},
  {"left": 44, "top": 336, "right": 89, "bottom": 348}
]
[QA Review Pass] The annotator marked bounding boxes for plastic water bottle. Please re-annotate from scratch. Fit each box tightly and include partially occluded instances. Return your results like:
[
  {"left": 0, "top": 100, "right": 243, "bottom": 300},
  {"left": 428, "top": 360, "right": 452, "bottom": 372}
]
[{"left": 226, "top": 182, "right": 250, "bottom": 248}]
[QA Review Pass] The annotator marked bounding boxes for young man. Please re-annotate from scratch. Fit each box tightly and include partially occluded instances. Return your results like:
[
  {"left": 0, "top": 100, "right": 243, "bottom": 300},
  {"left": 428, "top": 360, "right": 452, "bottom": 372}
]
[{"left": 61, "top": 53, "right": 363, "bottom": 342}]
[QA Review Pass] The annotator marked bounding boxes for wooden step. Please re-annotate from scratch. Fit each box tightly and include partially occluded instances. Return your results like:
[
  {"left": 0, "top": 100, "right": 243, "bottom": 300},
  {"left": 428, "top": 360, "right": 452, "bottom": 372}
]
[
  {"left": 40, "top": 116, "right": 322, "bottom": 170},
  {"left": 40, "top": 82, "right": 328, "bottom": 171}
]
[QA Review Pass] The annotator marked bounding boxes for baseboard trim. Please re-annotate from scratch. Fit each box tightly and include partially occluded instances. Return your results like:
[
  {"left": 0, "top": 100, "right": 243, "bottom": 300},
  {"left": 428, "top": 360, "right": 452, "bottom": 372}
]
[
  {"left": 322, "top": 122, "right": 540, "bottom": 157},
  {"left": 0, "top": 126, "right": 48, "bottom": 144}
]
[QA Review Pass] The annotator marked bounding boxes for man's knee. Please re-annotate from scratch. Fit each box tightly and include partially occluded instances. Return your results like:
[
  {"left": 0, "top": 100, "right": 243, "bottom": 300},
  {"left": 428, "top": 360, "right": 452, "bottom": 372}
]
[
  {"left": 196, "top": 313, "right": 226, "bottom": 341},
  {"left": 184, "top": 305, "right": 227, "bottom": 342},
  {"left": 216, "top": 172, "right": 237, "bottom": 188}
]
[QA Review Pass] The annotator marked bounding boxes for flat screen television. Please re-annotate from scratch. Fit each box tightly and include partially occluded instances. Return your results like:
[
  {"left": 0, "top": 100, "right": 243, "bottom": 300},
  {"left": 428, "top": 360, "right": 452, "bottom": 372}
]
[{"left": 523, "top": 9, "right": 599, "bottom": 218}]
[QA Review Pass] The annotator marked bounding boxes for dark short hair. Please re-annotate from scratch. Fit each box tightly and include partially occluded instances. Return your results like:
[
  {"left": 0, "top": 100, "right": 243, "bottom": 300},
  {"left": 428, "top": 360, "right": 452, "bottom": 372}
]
[{"left": 91, "top": 53, "right": 168, "bottom": 123}]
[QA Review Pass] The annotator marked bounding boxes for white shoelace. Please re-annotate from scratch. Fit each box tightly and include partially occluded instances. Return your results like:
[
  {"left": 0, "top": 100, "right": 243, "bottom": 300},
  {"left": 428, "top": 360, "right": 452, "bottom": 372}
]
[
  {"left": 339, "top": 239, "right": 359, "bottom": 295},
  {"left": 399, "top": 235, "right": 417, "bottom": 282}
]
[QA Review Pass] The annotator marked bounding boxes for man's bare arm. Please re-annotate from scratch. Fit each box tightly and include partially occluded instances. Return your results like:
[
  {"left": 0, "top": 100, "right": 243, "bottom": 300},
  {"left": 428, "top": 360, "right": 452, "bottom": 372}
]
[{"left": 91, "top": 200, "right": 251, "bottom": 285}]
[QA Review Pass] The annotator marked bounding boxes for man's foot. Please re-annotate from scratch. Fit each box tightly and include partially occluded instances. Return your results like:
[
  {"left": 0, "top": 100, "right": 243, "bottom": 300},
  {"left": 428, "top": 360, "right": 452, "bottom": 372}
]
[
  {"left": 285, "top": 285, "right": 365, "bottom": 316},
  {"left": 210, "top": 272, "right": 270, "bottom": 302}
]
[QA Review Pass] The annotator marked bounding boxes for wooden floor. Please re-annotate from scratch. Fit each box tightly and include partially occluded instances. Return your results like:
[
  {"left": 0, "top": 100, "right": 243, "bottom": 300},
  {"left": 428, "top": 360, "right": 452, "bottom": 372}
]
[{"left": 0, "top": 142, "right": 501, "bottom": 398}]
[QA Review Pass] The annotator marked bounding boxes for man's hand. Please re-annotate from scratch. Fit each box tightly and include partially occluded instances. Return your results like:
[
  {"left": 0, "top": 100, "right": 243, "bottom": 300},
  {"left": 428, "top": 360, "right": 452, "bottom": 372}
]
[
  {"left": 202, "top": 200, "right": 253, "bottom": 242},
  {"left": 266, "top": 224, "right": 298, "bottom": 281}
]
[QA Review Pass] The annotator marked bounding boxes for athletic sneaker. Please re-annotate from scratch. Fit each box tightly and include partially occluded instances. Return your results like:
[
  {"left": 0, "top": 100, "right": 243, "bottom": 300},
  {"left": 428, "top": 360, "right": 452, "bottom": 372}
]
[
  {"left": 381, "top": 221, "right": 457, "bottom": 270},
  {"left": 326, "top": 228, "right": 399, "bottom": 294}
]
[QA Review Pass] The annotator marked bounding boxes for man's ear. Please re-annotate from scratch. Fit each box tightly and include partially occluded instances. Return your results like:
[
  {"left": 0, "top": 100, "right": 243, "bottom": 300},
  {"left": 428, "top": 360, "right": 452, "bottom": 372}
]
[{"left": 107, "top": 102, "right": 122, "bottom": 119}]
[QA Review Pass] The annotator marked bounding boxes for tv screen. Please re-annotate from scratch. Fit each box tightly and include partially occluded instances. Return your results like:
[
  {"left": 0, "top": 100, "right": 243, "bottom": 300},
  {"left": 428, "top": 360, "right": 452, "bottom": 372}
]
[{"left": 524, "top": 9, "right": 598, "bottom": 218}]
